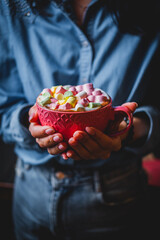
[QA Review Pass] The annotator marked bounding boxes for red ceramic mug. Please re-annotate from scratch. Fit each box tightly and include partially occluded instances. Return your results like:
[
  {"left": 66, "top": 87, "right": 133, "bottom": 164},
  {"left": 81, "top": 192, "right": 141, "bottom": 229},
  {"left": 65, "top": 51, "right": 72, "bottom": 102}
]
[{"left": 36, "top": 96, "right": 133, "bottom": 141}]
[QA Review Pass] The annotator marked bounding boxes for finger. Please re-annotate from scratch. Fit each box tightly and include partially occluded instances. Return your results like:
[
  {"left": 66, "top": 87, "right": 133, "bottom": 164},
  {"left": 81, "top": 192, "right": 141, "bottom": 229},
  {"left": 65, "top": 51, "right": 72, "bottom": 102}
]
[
  {"left": 29, "top": 122, "right": 56, "bottom": 138},
  {"left": 73, "top": 130, "right": 103, "bottom": 156},
  {"left": 68, "top": 137, "right": 94, "bottom": 160},
  {"left": 61, "top": 152, "right": 69, "bottom": 160},
  {"left": 121, "top": 102, "right": 138, "bottom": 113},
  {"left": 29, "top": 104, "right": 39, "bottom": 123},
  {"left": 66, "top": 149, "right": 82, "bottom": 161},
  {"left": 100, "top": 151, "right": 111, "bottom": 160},
  {"left": 85, "top": 127, "right": 121, "bottom": 152},
  {"left": 36, "top": 133, "right": 64, "bottom": 148},
  {"left": 47, "top": 142, "right": 68, "bottom": 155}
]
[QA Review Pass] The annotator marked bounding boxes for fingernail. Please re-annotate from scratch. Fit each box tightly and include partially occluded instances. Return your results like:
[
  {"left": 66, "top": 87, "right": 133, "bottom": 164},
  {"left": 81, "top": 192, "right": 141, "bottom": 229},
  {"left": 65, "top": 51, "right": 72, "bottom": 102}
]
[
  {"left": 135, "top": 102, "right": 138, "bottom": 107},
  {"left": 85, "top": 127, "right": 95, "bottom": 136},
  {"left": 66, "top": 152, "right": 72, "bottom": 158},
  {"left": 29, "top": 114, "right": 34, "bottom": 122},
  {"left": 45, "top": 129, "right": 55, "bottom": 135},
  {"left": 73, "top": 132, "right": 84, "bottom": 140},
  {"left": 68, "top": 138, "right": 77, "bottom": 146},
  {"left": 58, "top": 144, "right": 65, "bottom": 150},
  {"left": 53, "top": 136, "right": 61, "bottom": 142},
  {"left": 61, "top": 153, "right": 68, "bottom": 160}
]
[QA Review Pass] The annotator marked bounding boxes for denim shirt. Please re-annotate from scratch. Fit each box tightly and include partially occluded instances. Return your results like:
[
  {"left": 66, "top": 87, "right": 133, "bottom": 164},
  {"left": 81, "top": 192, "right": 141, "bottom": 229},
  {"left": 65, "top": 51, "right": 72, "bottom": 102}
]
[{"left": 0, "top": 0, "right": 160, "bottom": 168}]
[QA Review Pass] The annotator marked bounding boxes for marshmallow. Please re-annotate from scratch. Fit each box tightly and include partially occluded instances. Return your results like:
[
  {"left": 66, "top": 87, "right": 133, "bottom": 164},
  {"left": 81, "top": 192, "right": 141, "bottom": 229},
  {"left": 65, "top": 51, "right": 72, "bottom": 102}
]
[
  {"left": 39, "top": 92, "right": 51, "bottom": 106},
  {"left": 85, "top": 89, "right": 93, "bottom": 95},
  {"left": 54, "top": 93, "right": 64, "bottom": 100},
  {"left": 92, "top": 90, "right": 102, "bottom": 96},
  {"left": 58, "top": 102, "right": 72, "bottom": 110},
  {"left": 75, "top": 85, "right": 83, "bottom": 92},
  {"left": 48, "top": 102, "right": 59, "bottom": 110},
  {"left": 50, "top": 98, "right": 58, "bottom": 103},
  {"left": 63, "top": 85, "right": 72, "bottom": 90},
  {"left": 64, "top": 91, "right": 73, "bottom": 98},
  {"left": 66, "top": 96, "right": 76, "bottom": 107},
  {"left": 51, "top": 86, "right": 58, "bottom": 95},
  {"left": 68, "top": 86, "right": 77, "bottom": 95},
  {"left": 41, "top": 88, "right": 52, "bottom": 95},
  {"left": 76, "top": 91, "right": 88, "bottom": 100},
  {"left": 95, "top": 95, "right": 108, "bottom": 103},
  {"left": 83, "top": 83, "right": 94, "bottom": 91},
  {"left": 38, "top": 84, "right": 111, "bottom": 112},
  {"left": 87, "top": 95, "right": 95, "bottom": 102},
  {"left": 88, "top": 102, "right": 101, "bottom": 108},
  {"left": 55, "top": 86, "right": 67, "bottom": 95},
  {"left": 78, "top": 98, "right": 89, "bottom": 107},
  {"left": 75, "top": 103, "right": 85, "bottom": 112},
  {"left": 58, "top": 99, "right": 66, "bottom": 105}
]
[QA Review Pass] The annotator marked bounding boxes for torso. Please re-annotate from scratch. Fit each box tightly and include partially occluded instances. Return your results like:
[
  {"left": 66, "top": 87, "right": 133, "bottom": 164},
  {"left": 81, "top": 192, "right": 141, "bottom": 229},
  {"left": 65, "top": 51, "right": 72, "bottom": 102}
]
[{"left": 72, "top": 0, "right": 92, "bottom": 26}]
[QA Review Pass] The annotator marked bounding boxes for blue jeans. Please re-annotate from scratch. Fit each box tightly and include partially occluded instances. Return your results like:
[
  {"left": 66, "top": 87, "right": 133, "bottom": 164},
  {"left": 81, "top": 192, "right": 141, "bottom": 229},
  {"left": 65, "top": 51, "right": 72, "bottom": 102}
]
[{"left": 13, "top": 159, "right": 148, "bottom": 240}]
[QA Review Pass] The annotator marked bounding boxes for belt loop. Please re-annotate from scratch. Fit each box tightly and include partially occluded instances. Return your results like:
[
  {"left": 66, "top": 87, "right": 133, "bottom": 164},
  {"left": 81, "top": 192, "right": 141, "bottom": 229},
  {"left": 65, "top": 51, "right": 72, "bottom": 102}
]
[{"left": 93, "top": 170, "right": 102, "bottom": 193}]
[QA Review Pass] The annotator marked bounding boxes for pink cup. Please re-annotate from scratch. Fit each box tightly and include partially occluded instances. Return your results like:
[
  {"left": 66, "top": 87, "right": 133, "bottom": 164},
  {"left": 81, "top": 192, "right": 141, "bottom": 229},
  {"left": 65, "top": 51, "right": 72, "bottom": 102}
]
[{"left": 36, "top": 96, "right": 133, "bottom": 141}]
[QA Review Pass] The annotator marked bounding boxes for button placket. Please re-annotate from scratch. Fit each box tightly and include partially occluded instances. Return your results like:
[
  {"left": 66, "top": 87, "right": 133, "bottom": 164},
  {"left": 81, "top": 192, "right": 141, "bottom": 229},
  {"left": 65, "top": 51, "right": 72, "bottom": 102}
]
[{"left": 79, "top": 34, "right": 92, "bottom": 84}]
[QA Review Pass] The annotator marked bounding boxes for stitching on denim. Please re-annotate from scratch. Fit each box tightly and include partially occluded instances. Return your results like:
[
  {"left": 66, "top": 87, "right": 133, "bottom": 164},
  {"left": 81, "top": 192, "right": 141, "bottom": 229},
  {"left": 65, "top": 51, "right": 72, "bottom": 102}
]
[{"left": 4, "top": 0, "right": 31, "bottom": 16}]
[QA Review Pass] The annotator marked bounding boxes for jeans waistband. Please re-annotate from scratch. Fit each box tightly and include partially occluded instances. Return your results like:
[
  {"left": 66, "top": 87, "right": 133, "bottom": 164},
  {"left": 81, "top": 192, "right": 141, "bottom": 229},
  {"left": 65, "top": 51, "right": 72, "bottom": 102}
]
[{"left": 49, "top": 161, "right": 144, "bottom": 190}]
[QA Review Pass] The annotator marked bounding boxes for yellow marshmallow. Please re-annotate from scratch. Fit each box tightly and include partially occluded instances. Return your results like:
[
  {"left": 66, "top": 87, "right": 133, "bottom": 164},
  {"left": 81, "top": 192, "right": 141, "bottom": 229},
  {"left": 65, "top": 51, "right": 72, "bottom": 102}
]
[
  {"left": 66, "top": 96, "right": 76, "bottom": 107},
  {"left": 55, "top": 93, "right": 64, "bottom": 100},
  {"left": 51, "top": 85, "right": 62, "bottom": 96}
]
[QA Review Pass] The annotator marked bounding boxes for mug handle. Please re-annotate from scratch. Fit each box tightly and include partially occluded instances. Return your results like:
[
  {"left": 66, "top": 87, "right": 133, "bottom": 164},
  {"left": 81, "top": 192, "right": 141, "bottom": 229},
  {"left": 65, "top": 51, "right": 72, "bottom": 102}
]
[{"left": 108, "top": 106, "right": 133, "bottom": 137}]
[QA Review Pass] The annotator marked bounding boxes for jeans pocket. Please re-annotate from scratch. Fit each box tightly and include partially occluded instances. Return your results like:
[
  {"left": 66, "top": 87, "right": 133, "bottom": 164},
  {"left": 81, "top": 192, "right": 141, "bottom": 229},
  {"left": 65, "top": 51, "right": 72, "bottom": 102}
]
[{"left": 100, "top": 167, "right": 146, "bottom": 206}]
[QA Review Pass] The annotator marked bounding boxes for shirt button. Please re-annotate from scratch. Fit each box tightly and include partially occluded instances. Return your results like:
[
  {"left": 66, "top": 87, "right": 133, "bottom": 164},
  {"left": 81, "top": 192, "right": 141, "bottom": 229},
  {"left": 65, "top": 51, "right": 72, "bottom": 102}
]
[
  {"left": 24, "top": 12, "right": 31, "bottom": 17},
  {"left": 82, "top": 41, "right": 89, "bottom": 47},
  {"left": 56, "top": 171, "right": 66, "bottom": 179}
]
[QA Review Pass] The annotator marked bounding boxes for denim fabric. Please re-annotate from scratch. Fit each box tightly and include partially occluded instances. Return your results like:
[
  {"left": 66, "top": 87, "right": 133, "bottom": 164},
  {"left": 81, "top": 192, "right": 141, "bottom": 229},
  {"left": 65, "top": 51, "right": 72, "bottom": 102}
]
[
  {"left": 1, "top": 1, "right": 160, "bottom": 167},
  {"left": 13, "top": 159, "right": 148, "bottom": 240}
]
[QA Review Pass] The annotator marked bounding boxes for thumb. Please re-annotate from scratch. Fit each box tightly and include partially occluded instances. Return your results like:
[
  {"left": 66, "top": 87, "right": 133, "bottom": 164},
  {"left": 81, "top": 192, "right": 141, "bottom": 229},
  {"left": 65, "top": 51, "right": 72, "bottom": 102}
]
[{"left": 121, "top": 102, "right": 138, "bottom": 113}]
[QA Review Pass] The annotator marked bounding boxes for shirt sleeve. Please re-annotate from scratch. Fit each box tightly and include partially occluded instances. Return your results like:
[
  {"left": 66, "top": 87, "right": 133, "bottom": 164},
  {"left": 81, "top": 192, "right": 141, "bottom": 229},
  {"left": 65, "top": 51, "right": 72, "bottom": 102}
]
[
  {"left": 126, "top": 106, "right": 160, "bottom": 156},
  {"left": 0, "top": 6, "right": 39, "bottom": 150}
]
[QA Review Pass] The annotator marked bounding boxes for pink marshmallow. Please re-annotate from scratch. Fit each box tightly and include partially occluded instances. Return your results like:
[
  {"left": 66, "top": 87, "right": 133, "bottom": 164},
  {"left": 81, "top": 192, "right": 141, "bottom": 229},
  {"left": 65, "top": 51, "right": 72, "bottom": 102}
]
[
  {"left": 85, "top": 89, "right": 93, "bottom": 95},
  {"left": 76, "top": 91, "right": 88, "bottom": 100},
  {"left": 87, "top": 95, "right": 95, "bottom": 102},
  {"left": 95, "top": 95, "right": 108, "bottom": 103},
  {"left": 55, "top": 86, "right": 67, "bottom": 95},
  {"left": 50, "top": 98, "right": 58, "bottom": 103},
  {"left": 42, "top": 88, "right": 52, "bottom": 95},
  {"left": 78, "top": 98, "right": 89, "bottom": 107},
  {"left": 48, "top": 102, "right": 59, "bottom": 109},
  {"left": 92, "top": 90, "right": 102, "bottom": 96},
  {"left": 83, "top": 83, "right": 94, "bottom": 91},
  {"left": 58, "top": 102, "right": 72, "bottom": 110},
  {"left": 83, "top": 83, "right": 94, "bottom": 94},
  {"left": 75, "top": 85, "right": 83, "bottom": 92},
  {"left": 68, "top": 86, "right": 77, "bottom": 95}
]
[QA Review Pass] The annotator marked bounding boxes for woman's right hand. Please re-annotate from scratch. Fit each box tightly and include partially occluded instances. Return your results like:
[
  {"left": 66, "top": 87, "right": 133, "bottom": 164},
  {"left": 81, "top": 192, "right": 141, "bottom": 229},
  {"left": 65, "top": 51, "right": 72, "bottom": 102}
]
[{"left": 28, "top": 105, "right": 68, "bottom": 155}]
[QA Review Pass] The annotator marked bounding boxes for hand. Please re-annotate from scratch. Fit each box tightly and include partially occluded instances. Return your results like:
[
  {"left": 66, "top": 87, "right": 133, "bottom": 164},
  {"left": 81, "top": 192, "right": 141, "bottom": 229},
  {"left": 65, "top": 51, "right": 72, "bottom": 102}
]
[
  {"left": 62, "top": 102, "right": 138, "bottom": 161},
  {"left": 28, "top": 105, "right": 68, "bottom": 155}
]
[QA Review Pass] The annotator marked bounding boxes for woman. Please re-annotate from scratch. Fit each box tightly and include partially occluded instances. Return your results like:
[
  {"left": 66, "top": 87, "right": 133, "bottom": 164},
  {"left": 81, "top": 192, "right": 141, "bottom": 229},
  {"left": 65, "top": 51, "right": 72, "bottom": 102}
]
[{"left": 0, "top": 0, "right": 160, "bottom": 239}]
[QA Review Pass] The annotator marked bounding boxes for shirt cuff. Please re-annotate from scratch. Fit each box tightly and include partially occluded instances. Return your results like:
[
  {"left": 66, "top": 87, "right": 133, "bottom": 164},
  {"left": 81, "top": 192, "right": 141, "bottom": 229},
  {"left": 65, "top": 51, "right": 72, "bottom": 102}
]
[
  {"left": 10, "top": 104, "right": 40, "bottom": 150},
  {"left": 125, "top": 106, "right": 160, "bottom": 156}
]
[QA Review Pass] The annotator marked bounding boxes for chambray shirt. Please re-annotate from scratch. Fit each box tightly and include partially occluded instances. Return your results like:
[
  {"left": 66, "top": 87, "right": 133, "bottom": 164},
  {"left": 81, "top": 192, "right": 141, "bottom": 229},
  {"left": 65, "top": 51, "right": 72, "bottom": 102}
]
[{"left": 0, "top": 0, "right": 160, "bottom": 168}]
